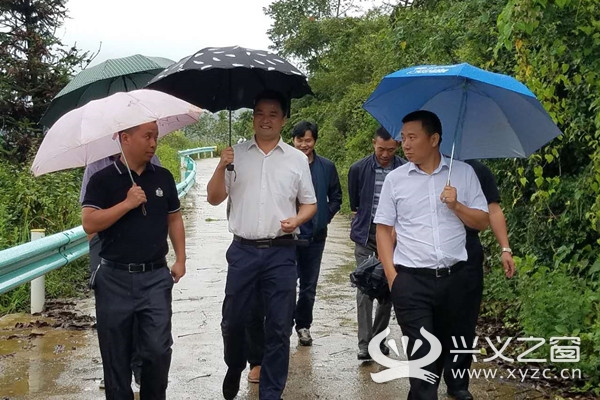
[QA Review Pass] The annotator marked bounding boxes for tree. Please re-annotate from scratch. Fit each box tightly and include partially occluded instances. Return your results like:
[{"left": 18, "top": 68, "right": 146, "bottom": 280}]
[
  {"left": 0, "top": 0, "right": 88, "bottom": 162},
  {"left": 265, "top": 0, "right": 373, "bottom": 69}
]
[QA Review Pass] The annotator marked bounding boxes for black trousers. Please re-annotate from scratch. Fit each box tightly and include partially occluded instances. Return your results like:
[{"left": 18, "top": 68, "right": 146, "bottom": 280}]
[
  {"left": 246, "top": 280, "right": 265, "bottom": 368},
  {"left": 89, "top": 235, "right": 142, "bottom": 383},
  {"left": 221, "top": 241, "right": 297, "bottom": 400},
  {"left": 443, "top": 238, "right": 484, "bottom": 392},
  {"left": 94, "top": 264, "right": 174, "bottom": 400},
  {"left": 391, "top": 263, "right": 471, "bottom": 400}
]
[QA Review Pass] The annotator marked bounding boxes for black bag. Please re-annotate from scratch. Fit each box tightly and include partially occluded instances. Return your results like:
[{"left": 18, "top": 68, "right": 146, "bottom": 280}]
[{"left": 349, "top": 255, "right": 390, "bottom": 301}]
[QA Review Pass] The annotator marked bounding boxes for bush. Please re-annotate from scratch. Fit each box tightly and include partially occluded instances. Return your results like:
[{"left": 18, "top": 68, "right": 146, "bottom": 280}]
[{"left": 482, "top": 253, "right": 600, "bottom": 393}]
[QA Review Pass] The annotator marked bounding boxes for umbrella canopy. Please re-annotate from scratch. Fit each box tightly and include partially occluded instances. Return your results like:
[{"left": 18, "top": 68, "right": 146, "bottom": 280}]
[
  {"left": 32, "top": 89, "right": 203, "bottom": 177},
  {"left": 40, "top": 54, "right": 174, "bottom": 128},
  {"left": 363, "top": 63, "right": 563, "bottom": 160},
  {"left": 146, "top": 45, "right": 312, "bottom": 113}
]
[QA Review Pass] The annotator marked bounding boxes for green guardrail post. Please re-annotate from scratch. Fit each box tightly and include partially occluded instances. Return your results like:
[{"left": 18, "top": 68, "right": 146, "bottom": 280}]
[{"left": 30, "top": 229, "right": 46, "bottom": 314}]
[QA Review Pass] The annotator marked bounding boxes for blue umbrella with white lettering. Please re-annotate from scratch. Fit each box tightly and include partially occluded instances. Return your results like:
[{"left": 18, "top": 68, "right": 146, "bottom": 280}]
[{"left": 363, "top": 63, "right": 563, "bottom": 180}]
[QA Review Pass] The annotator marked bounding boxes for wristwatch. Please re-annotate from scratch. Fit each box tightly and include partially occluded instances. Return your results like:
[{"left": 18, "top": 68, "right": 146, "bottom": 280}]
[{"left": 501, "top": 247, "right": 512, "bottom": 255}]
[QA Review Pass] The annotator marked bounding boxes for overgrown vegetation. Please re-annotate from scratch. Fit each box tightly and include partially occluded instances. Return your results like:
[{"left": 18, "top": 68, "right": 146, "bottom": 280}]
[
  {"left": 0, "top": 132, "right": 200, "bottom": 314},
  {"left": 1, "top": 0, "right": 599, "bottom": 392},
  {"left": 265, "top": 0, "right": 600, "bottom": 393}
]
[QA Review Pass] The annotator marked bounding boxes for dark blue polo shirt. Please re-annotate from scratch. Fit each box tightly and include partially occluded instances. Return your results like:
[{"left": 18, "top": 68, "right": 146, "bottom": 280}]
[{"left": 82, "top": 159, "right": 180, "bottom": 264}]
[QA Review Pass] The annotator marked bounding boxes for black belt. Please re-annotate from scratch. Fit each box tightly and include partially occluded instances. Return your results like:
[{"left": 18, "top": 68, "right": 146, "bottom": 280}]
[
  {"left": 101, "top": 258, "right": 168, "bottom": 273},
  {"left": 394, "top": 261, "right": 465, "bottom": 278},
  {"left": 233, "top": 234, "right": 308, "bottom": 248}
]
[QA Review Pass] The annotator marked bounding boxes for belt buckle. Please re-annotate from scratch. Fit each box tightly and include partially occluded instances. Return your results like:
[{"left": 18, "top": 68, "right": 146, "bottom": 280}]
[
  {"left": 128, "top": 263, "right": 145, "bottom": 273},
  {"left": 255, "top": 239, "right": 271, "bottom": 249},
  {"left": 435, "top": 267, "right": 450, "bottom": 278}
]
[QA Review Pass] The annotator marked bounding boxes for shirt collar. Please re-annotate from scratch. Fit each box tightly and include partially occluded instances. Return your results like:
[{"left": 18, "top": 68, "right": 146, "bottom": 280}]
[
  {"left": 113, "top": 158, "right": 155, "bottom": 175},
  {"left": 247, "top": 135, "right": 286, "bottom": 154},
  {"left": 407, "top": 152, "right": 449, "bottom": 175}
]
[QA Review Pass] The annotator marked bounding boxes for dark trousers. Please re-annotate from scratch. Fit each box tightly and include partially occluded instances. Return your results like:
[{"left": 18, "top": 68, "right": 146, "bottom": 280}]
[
  {"left": 222, "top": 241, "right": 297, "bottom": 400},
  {"left": 89, "top": 235, "right": 142, "bottom": 383},
  {"left": 246, "top": 281, "right": 265, "bottom": 368},
  {"left": 391, "top": 263, "right": 470, "bottom": 400},
  {"left": 294, "top": 239, "right": 326, "bottom": 330},
  {"left": 443, "top": 238, "right": 484, "bottom": 392},
  {"left": 94, "top": 264, "right": 174, "bottom": 400}
]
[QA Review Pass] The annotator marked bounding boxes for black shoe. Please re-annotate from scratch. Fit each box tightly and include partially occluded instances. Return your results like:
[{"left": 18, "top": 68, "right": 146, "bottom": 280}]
[
  {"left": 447, "top": 389, "right": 474, "bottom": 400},
  {"left": 357, "top": 348, "right": 372, "bottom": 361},
  {"left": 223, "top": 368, "right": 242, "bottom": 400},
  {"left": 380, "top": 342, "right": 390, "bottom": 356},
  {"left": 297, "top": 328, "right": 313, "bottom": 346}
]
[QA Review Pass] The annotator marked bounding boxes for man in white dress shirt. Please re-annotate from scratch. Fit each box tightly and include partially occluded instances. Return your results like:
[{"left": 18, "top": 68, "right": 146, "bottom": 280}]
[
  {"left": 207, "top": 90, "right": 317, "bottom": 400},
  {"left": 374, "top": 110, "right": 489, "bottom": 400}
]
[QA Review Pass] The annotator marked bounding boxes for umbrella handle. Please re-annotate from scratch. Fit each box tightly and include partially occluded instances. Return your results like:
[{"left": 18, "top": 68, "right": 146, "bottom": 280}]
[
  {"left": 447, "top": 141, "right": 455, "bottom": 186},
  {"left": 227, "top": 164, "right": 234, "bottom": 171}
]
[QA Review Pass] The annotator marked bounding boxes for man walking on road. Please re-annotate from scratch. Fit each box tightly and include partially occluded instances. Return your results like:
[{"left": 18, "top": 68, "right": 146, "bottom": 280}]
[
  {"left": 82, "top": 121, "right": 186, "bottom": 400},
  {"left": 291, "top": 120, "right": 342, "bottom": 346},
  {"left": 79, "top": 153, "right": 160, "bottom": 391},
  {"left": 375, "top": 110, "right": 489, "bottom": 400},
  {"left": 348, "top": 126, "right": 404, "bottom": 361},
  {"left": 207, "top": 90, "right": 316, "bottom": 400}
]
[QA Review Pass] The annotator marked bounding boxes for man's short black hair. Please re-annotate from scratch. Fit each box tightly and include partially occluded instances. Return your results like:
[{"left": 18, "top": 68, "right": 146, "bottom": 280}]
[
  {"left": 291, "top": 120, "right": 318, "bottom": 141},
  {"left": 374, "top": 126, "right": 393, "bottom": 141},
  {"left": 401, "top": 110, "right": 443, "bottom": 143},
  {"left": 253, "top": 90, "right": 288, "bottom": 116}
]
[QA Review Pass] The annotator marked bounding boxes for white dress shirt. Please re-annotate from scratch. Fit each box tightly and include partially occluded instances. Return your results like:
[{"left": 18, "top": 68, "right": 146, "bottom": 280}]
[
  {"left": 374, "top": 154, "right": 488, "bottom": 269},
  {"left": 225, "top": 136, "right": 317, "bottom": 239}
]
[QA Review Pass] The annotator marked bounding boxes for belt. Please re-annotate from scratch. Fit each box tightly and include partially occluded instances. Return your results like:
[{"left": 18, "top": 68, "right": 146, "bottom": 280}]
[
  {"left": 394, "top": 261, "right": 465, "bottom": 278},
  {"left": 233, "top": 234, "right": 308, "bottom": 248},
  {"left": 100, "top": 258, "right": 168, "bottom": 273}
]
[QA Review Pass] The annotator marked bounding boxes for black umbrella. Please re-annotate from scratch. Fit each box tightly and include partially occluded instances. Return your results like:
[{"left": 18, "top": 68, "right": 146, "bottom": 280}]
[
  {"left": 349, "top": 255, "right": 390, "bottom": 302},
  {"left": 146, "top": 45, "right": 313, "bottom": 170}
]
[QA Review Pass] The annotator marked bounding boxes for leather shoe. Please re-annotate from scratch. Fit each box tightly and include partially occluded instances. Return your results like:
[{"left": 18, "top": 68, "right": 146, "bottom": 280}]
[
  {"left": 223, "top": 368, "right": 243, "bottom": 400},
  {"left": 447, "top": 389, "right": 474, "bottom": 400},
  {"left": 357, "top": 348, "right": 372, "bottom": 361}
]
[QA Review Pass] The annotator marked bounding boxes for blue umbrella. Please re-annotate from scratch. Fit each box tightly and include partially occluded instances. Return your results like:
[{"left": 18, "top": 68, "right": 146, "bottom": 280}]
[{"left": 363, "top": 63, "right": 562, "bottom": 163}]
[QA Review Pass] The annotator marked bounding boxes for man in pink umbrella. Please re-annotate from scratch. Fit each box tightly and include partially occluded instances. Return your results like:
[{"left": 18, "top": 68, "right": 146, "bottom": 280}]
[{"left": 82, "top": 121, "right": 186, "bottom": 399}]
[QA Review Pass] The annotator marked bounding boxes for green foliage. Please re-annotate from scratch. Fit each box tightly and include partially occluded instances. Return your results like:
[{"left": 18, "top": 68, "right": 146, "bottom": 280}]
[
  {"left": 183, "top": 111, "right": 252, "bottom": 146},
  {"left": 156, "top": 130, "right": 205, "bottom": 181},
  {"left": 0, "top": 159, "right": 82, "bottom": 248},
  {"left": 0, "top": 0, "right": 89, "bottom": 162},
  {"left": 482, "top": 253, "right": 600, "bottom": 391},
  {"left": 0, "top": 155, "right": 86, "bottom": 314},
  {"left": 266, "top": 0, "right": 600, "bottom": 390}
]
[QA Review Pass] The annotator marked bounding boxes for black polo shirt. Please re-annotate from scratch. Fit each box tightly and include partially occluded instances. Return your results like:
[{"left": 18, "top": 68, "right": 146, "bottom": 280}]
[
  {"left": 82, "top": 159, "right": 180, "bottom": 263},
  {"left": 465, "top": 159, "right": 501, "bottom": 241}
]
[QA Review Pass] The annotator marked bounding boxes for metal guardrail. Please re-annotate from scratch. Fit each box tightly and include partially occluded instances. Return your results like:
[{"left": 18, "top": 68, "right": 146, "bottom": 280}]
[
  {"left": 0, "top": 148, "right": 212, "bottom": 297},
  {"left": 178, "top": 146, "right": 216, "bottom": 158},
  {"left": 0, "top": 227, "right": 89, "bottom": 295},
  {"left": 176, "top": 156, "right": 197, "bottom": 200}
]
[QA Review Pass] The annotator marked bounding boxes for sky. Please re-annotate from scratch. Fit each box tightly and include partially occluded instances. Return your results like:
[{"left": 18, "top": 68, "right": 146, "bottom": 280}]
[
  {"left": 59, "top": 0, "right": 278, "bottom": 67},
  {"left": 59, "top": 0, "right": 386, "bottom": 68}
]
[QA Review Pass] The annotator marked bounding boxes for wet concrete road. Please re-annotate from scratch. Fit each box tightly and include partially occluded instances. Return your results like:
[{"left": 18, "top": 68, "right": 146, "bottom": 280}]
[{"left": 0, "top": 157, "right": 549, "bottom": 399}]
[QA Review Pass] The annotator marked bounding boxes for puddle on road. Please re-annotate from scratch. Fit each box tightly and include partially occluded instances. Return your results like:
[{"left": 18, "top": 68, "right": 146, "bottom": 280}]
[{"left": 0, "top": 313, "right": 96, "bottom": 398}]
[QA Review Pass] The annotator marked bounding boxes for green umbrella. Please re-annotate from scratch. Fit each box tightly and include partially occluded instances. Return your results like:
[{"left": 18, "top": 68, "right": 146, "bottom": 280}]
[{"left": 40, "top": 54, "right": 174, "bottom": 128}]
